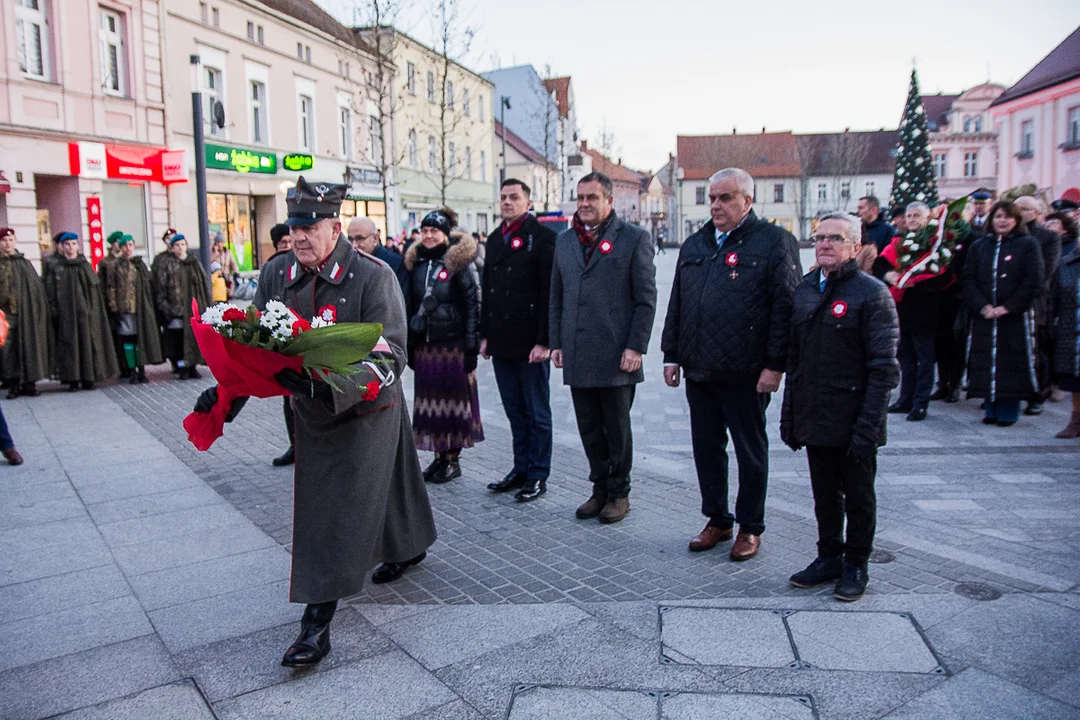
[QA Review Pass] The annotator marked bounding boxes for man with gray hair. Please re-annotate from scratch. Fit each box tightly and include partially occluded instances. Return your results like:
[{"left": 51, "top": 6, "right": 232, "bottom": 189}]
[
  {"left": 661, "top": 167, "right": 802, "bottom": 562},
  {"left": 782, "top": 212, "right": 899, "bottom": 601},
  {"left": 348, "top": 217, "right": 409, "bottom": 299}
]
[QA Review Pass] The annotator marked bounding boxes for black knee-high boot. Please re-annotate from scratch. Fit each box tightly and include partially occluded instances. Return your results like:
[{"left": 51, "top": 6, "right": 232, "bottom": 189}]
[{"left": 281, "top": 600, "right": 337, "bottom": 667}]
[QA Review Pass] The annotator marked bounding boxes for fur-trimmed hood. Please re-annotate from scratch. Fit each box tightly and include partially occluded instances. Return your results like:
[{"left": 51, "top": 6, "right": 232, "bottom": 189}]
[{"left": 404, "top": 230, "right": 477, "bottom": 272}]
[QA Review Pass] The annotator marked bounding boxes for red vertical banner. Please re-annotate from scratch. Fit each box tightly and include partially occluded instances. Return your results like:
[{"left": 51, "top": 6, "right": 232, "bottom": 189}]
[{"left": 86, "top": 197, "right": 104, "bottom": 271}]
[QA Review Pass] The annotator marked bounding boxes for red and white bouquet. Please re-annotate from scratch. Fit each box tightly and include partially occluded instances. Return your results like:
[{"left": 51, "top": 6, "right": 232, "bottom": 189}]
[
  {"left": 880, "top": 197, "right": 971, "bottom": 301},
  {"left": 182, "top": 299, "right": 388, "bottom": 451}
]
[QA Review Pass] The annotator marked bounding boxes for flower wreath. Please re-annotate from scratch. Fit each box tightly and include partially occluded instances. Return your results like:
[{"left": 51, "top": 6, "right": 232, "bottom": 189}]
[{"left": 891, "top": 197, "right": 971, "bottom": 286}]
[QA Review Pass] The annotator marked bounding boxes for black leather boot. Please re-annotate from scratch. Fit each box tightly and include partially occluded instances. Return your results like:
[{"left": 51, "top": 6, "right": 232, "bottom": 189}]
[
  {"left": 430, "top": 451, "right": 461, "bottom": 484},
  {"left": 136, "top": 367, "right": 149, "bottom": 384},
  {"left": 422, "top": 453, "right": 448, "bottom": 482},
  {"left": 281, "top": 600, "right": 337, "bottom": 667},
  {"left": 272, "top": 446, "right": 295, "bottom": 467},
  {"left": 371, "top": 551, "right": 427, "bottom": 584}
]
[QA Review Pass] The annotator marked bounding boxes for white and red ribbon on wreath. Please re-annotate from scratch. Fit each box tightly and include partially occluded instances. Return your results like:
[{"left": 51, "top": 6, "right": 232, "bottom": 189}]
[{"left": 896, "top": 220, "right": 947, "bottom": 289}]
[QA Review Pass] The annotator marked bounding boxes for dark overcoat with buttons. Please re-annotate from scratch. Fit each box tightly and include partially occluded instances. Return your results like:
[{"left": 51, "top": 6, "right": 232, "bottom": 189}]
[
  {"left": 549, "top": 214, "right": 657, "bottom": 388},
  {"left": 253, "top": 236, "right": 436, "bottom": 604},
  {"left": 780, "top": 260, "right": 899, "bottom": 451},
  {"left": 480, "top": 214, "right": 557, "bottom": 360}
]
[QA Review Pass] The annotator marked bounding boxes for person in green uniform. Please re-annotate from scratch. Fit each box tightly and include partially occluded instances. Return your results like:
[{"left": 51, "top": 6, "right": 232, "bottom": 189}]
[
  {"left": 100, "top": 234, "right": 162, "bottom": 384},
  {"left": 0, "top": 228, "right": 50, "bottom": 398},
  {"left": 153, "top": 233, "right": 209, "bottom": 380}
]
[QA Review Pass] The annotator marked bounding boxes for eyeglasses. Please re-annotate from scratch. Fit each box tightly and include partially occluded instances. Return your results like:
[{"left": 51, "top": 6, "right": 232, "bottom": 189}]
[{"left": 811, "top": 234, "right": 851, "bottom": 245}]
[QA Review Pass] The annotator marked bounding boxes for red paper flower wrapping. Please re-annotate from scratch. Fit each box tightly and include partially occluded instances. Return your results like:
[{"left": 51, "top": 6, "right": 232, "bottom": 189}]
[
  {"left": 361, "top": 380, "right": 381, "bottom": 402},
  {"left": 182, "top": 300, "right": 305, "bottom": 451}
]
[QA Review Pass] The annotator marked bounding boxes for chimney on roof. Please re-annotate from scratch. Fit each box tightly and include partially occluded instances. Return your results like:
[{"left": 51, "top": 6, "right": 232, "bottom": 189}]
[
  {"left": 732, "top": 127, "right": 737, "bottom": 135},
  {"left": 581, "top": 140, "right": 588, "bottom": 150},
  {"left": 762, "top": 126, "right": 765, "bottom": 134}
]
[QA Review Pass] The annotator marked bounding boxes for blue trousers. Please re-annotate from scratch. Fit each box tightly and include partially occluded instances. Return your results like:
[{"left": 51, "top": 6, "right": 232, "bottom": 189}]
[
  {"left": 492, "top": 357, "right": 552, "bottom": 481},
  {"left": 0, "top": 403, "right": 13, "bottom": 451},
  {"left": 984, "top": 400, "right": 1021, "bottom": 423}
]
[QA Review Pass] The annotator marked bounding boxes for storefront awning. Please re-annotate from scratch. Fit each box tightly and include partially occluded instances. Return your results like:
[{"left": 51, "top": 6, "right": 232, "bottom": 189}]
[
  {"left": 68, "top": 142, "right": 188, "bottom": 185},
  {"left": 346, "top": 193, "right": 384, "bottom": 202}
]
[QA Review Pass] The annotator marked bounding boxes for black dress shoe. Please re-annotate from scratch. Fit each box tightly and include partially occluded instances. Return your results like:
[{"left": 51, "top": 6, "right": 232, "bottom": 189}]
[
  {"left": 282, "top": 601, "right": 337, "bottom": 667},
  {"left": 1024, "top": 402, "right": 1044, "bottom": 416},
  {"left": 834, "top": 563, "right": 869, "bottom": 602},
  {"left": 188, "top": 367, "right": 202, "bottom": 380},
  {"left": 906, "top": 407, "right": 927, "bottom": 421},
  {"left": 488, "top": 473, "right": 526, "bottom": 492},
  {"left": 20, "top": 383, "right": 37, "bottom": 397},
  {"left": 887, "top": 402, "right": 912, "bottom": 414},
  {"left": 80, "top": 381, "right": 95, "bottom": 391},
  {"left": 929, "top": 386, "right": 950, "bottom": 401},
  {"left": 5, "top": 387, "right": 18, "bottom": 399},
  {"left": 790, "top": 556, "right": 843, "bottom": 588},
  {"left": 515, "top": 478, "right": 547, "bottom": 502},
  {"left": 946, "top": 389, "right": 960, "bottom": 403},
  {"left": 371, "top": 552, "right": 427, "bottom": 584},
  {"left": 68, "top": 382, "right": 79, "bottom": 392},
  {"left": 272, "top": 446, "right": 295, "bottom": 467}
]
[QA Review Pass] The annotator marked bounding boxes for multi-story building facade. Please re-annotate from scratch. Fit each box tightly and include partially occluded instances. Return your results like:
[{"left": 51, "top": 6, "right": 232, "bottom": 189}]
[
  {"left": 580, "top": 143, "right": 646, "bottom": 224},
  {"left": 482, "top": 65, "right": 558, "bottom": 181},
  {"left": 642, "top": 155, "right": 676, "bottom": 245},
  {"left": 358, "top": 28, "right": 495, "bottom": 236},
  {"left": 495, "top": 121, "right": 559, "bottom": 212},
  {"left": 924, "top": 85, "right": 1005, "bottom": 200},
  {"left": 0, "top": 0, "right": 184, "bottom": 267},
  {"left": 541, "top": 76, "right": 578, "bottom": 204},
  {"left": 990, "top": 25, "right": 1080, "bottom": 200},
  {"left": 162, "top": 0, "right": 385, "bottom": 269}
]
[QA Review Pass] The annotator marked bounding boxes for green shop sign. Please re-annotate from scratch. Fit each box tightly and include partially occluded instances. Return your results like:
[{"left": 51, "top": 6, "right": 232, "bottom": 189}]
[
  {"left": 282, "top": 154, "right": 314, "bottom": 172},
  {"left": 205, "top": 143, "right": 277, "bottom": 174}
]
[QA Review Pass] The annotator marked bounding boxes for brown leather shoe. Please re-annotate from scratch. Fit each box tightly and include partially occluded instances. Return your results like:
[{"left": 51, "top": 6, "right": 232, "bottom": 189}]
[
  {"left": 598, "top": 497, "right": 630, "bottom": 524},
  {"left": 575, "top": 492, "right": 608, "bottom": 519},
  {"left": 688, "top": 525, "right": 734, "bottom": 552},
  {"left": 729, "top": 531, "right": 760, "bottom": 561},
  {"left": 2, "top": 448, "right": 22, "bottom": 466}
]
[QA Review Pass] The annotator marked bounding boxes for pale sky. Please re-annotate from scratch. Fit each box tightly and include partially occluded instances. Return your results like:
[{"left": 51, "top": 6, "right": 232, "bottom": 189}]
[{"left": 319, "top": 0, "right": 1080, "bottom": 173}]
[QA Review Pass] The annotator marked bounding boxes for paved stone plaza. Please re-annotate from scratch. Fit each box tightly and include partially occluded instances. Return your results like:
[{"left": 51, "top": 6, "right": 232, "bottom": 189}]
[{"left": 2, "top": 253, "right": 1078, "bottom": 718}]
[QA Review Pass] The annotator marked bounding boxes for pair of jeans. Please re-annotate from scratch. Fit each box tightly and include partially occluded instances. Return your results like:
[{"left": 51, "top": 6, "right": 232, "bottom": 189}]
[
  {"left": 805, "top": 445, "right": 877, "bottom": 564},
  {"left": 897, "top": 332, "right": 936, "bottom": 410},
  {"left": 492, "top": 358, "right": 552, "bottom": 481},
  {"left": 985, "top": 400, "right": 1021, "bottom": 423},
  {"left": 570, "top": 385, "right": 635, "bottom": 498},
  {"left": 0, "top": 403, "right": 13, "bottom": 451},
  {"left": 685, "top": 381, "right": 770, "bottom": 536}
]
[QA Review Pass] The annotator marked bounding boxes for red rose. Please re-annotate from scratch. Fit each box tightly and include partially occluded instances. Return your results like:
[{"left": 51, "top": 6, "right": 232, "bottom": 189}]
[
  {"left": 361, "top": 380, "right": 380, "bottom": 401},
  {"left": 222, "top": 307, "right": 246, "bottom": 323},
  {"left": 945, "top": 231, "right": 955, "bottom": 240},
  {"left": 291, "top": 318, "right": 312, "bottom": 337},
  {"left": 949, "top": 213, "right": 960, "bottom": 222}
]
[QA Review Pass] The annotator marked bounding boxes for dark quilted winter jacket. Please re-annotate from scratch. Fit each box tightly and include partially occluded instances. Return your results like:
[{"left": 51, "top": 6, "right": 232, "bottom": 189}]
[
  {"left": 780, "top": 260, "right": 899, "bottom": 452},
  {"left": 1053, "top": 245, "right": 1080, "bottom": 379},
  {"left": 661, "top": 212, "right": 802, "bottom": 387}
]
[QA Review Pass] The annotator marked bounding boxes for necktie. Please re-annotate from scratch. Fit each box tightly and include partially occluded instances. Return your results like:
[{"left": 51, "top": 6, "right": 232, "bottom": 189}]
[
  {"left": 717, "top": 232, "right": 728, "bottom": 250},
  {"left": 819, "top": 275, "right": 827, "bottom": 293}
]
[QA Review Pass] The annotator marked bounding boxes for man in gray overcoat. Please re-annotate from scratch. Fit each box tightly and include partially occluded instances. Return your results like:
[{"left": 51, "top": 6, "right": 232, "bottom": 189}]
[
  {"left": 550, "top": 172, "right": 657, "bottom": 524},
  {"left": 193, "top": 178, "right": 436, "bottom": 667}
]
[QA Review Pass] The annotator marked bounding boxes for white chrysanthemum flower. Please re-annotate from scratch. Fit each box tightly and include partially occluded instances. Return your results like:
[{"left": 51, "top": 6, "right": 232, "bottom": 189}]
[
  {"left": 200, "top": 303, "right": 231, "bottom": 327},
  {"left": 311, "top": 316, "right": 333, "bottom": 329}
]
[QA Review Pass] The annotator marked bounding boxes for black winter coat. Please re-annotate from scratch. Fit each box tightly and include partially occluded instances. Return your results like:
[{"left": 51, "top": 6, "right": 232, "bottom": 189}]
[
  {"left": 404, "top": 234, "right": 480, "bottom": 354},
  {"left": 480, "top": 215, "right": 557, "bottom": 360},
  {"left": 780, "top": 261, "right": 899, "bottom": 452},
  {"left": 963, "top": 231, "right": 1043, "bottom": 401},
  {"left": 1028, "top": 222, "right": 1062, "bottom": 326},
  {"left": 661, "top": 212, "right": 802, "bottom": 387},
  {"left": 863, "top": 215, "right": 897, "bottom": 252},
  {"left": 1053, "top": 246, "right": 1080, "bottom": 379}
]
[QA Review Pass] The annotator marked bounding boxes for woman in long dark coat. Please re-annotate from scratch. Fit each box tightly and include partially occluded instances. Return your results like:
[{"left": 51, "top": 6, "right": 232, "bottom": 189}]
[
  {"left": 1047, "top": 212, "right": 1080, "bottom": 438},
  {"left": 44, "top": 232, "right": 119, "bottom": 390},
  {"left": 963, "top": 201, "right": 1044, "bottom": 426},
  {"left": 404, "top": 208, "right": 483, "bottom": 483},
  {"left": 153, "top": 233, "right": 209, "bottom": 380}
]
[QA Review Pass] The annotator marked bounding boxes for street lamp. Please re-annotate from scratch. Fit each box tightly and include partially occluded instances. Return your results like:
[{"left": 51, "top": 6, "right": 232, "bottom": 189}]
[
  {"left": 499, "top": 95, "right": 511, "bottom": 185},
  {"left": 190, "top": 54, "right": 212, "bottom": 282}
]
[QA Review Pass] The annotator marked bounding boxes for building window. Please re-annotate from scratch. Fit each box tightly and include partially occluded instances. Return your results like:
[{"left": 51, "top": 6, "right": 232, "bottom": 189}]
[
  {"left": 211, "top": 7, "right": 219, "bottom": 26},
  {"left": 477, "top": 213, "right": 488, "bottom": 234},
  {"left": 339, "top": 106, "right": 353, "bottom": 158},
  {"left": 369, "top": 116, "right": 382, "bottom": 163},
  {"left": 447, "top": 80, "right": 454, "bottom": 109},
  {"left": 933, "top": 153, "right": 947, "bottom": 178},
  {"left": 865, "top": 181, "right": 875, "bottom": 197},
  {"left": 199, "top": 2, "right": 207, "bottom": 22},
  {"left": 817, "top": 183, "right": 827, "bottom": 201},
  {"left": 304, "top": 46, "right": 311, "bottom": 63},
  {"left": 1019, "top": 120, "right": 1034, "bottom": 157},
  {"left": 257, "top": 25, "right": 264, "bottom": 44},
  {"left": 408, "top": 129, "right": 417, "bottom": 167},
  {"left": 963, "top": 116, "right": 972, "bottom": 133},
  {"left": 973, "top": 117, "right": 982, "bottom": 132},
  {"left": 449, "top": 141, "right": 456, "bottom": 174},
  {"left": 297, "top": 42, "right": 303, "bottom": 60},
  {"left": 463, "top": 88, "right": 470, "bottom": 116},
  {"left": 99, "top": 9, "right": 126, "bottom": 96},
  {"left": 478, "top": 94, "right": 484, "bottom": 121},
  {"left": 1068, "top": 107, "right": 1080, "bottom": 147},
  {"left": 480, "top": 150, "right": 486, "bottom": 182},
  {"left": 406, "top": 62, "right": 416, "bottom": 95},
  {"left": 426, "top": 71, "right": 435, "bottom": 103},
  {"left": 15, "top": 0, "right": 49, "bottom": 79},
  {"left": 465, "top": 146, "right": 472, "bottom": 179},
  {"left": 428, "top": 136, "right": 437, "bottom": 170},
  {"left": 695, "top": 186, "right": 706, "bottom": 205},
  {"left": 343, "top": 61, "right": 349, "bottom": 78},
  {"left": 298, "top": 95, "right": 313, "bottom": 150},
  {"left": 246, "top": 21, "right": 254, "bottom": 40},
  {"left": 250, "top": 81, "right": 267, "bottom": 144},
  {"left": 773, "top": 183, "right": 784, "bottom": 203},
  {"left": 840, "top": 181, "right": 851, "bottom": 201},
  {"left": 963, "top": 151, "right": 978, "bottom": 178},
  {"left": 204, "top": 67, "right": 223, "bottom": 137}
]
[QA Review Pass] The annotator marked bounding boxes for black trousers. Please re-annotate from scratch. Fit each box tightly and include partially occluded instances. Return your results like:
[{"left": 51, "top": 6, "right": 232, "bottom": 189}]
[
  {"left": 805, "top": 445, "right": 877, "bottom": 564},
  {"left": 570, "top": 385, "right": 636, "bottom": 498},
  {"left": 1035, "top": 324, "right": 1053, "bottom": 398},
  {"left": 283, "top": 397, "right": 295, "bottom": 447},
  {"left": 685, "top": 380, "right": 769, "bottom": 536},
  {"left": 935, "top": 295, "right": 965, "bottom": 393},
  {"left": 897, "top": 331, "right": 935, "bottom": 410}
]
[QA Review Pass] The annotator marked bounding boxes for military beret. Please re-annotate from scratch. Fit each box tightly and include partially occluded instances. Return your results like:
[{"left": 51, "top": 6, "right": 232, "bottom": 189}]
[{"left": 106, "top": 230, "right": 124, "bottom": 245}]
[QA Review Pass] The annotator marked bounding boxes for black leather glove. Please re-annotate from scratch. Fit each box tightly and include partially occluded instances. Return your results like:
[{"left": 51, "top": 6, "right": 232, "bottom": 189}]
[
  {"left": 275, "top": 369, "right": 331, "bottom": 400},
  {"left": 463, "top": 352, "right": 478, "bottom": 373},
  {"left": 848, "top": 443, "right": 877, "bottom": 459},
  {"left": 193, "top": 386, "right": 248, "bottom": 422},
  {"left": 780, "top": 426, "right": 802, "bottom": 452}
]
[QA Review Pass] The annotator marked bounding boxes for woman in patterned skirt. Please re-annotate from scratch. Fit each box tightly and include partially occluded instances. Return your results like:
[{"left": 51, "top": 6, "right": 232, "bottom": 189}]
[{"left": 404, "top": 208, "right": 483, "bottom": 482}]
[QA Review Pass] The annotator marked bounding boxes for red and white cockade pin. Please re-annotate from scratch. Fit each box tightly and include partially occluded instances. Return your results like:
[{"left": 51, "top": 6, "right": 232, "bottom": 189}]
[
  {"left": 317, "top": 304, "right": 337, "bottom": 323},
  {"left": 437, "top": 269, "right": 450, "bottom": 281},
  {"left": 598, "top": 239, "right": 613, "bottom": 254},
  {"left": 831, "top": 301, "right": 848, "bottom": 318},
  {"left": 510, "top": 237, "right": 523, "bottom": 250},
  {"left": 1004, "top": 255, "right": 1013, "bottom": 262},
  {"left": 726, "top": 252, "right": 739, "bottom": 267}
]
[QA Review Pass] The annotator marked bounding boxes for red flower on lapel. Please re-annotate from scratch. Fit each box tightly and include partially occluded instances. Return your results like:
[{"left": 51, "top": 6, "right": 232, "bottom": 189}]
[
  {"left": 437, "top": 269, "right": 450, "bottom": 281},
  {"left": 510, "top": 237, "right": 523, "bottom": 250},
  {"left": 317, "top": 305, "right": 337, "bottom": 323},
  {"left": 831, "top": 301, "right": 848, "bottom": 318},
  {"left": 726, "top": 252, "right": 738, "bottom": 267},
  {"left": 599, "top": 240, "right": 613, "bottom": 254}
]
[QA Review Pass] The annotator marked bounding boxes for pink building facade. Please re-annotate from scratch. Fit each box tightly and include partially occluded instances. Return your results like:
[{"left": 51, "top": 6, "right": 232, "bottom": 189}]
[{"left": 0, "top": 0, "right": 183, "bottom": 267}]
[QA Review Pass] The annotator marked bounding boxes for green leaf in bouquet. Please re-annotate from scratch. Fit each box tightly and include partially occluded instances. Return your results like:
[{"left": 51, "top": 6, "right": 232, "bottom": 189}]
[{"left": 280, "top": 322, "right": 385, "bottom": 373}]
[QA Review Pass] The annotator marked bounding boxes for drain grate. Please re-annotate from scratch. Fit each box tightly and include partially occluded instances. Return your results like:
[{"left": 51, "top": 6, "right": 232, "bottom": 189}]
[
  {"left": 953, "top": 582, "right": 1002, "bottom": 601},
  {"left": 869, "top": 549, "right": 896, "bottom": 564}
]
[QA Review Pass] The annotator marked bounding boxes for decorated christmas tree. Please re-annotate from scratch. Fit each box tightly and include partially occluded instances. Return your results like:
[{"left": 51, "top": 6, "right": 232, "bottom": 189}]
[{"left": 889, "top": 69, "right": 939, "bottom": 211}]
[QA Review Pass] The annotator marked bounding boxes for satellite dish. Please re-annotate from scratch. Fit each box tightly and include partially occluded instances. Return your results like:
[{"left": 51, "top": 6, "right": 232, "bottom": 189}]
[{"left": 212, "top": 100, "right": 225, "bottom": 129}]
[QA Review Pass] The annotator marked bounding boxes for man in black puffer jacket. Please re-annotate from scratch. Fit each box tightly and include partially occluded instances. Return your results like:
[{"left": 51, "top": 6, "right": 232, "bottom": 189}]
[
  {"left": 661, "top": 167, "right": 802, "bottom": 563},
  {"left": 781, "top": 213, "right": 899, "bottom": 602}
]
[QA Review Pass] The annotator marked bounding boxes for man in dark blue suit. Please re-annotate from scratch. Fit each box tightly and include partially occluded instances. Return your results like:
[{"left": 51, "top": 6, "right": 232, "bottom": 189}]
[{"left": 348, "top": 217, "right": 409, "bottom": 300}]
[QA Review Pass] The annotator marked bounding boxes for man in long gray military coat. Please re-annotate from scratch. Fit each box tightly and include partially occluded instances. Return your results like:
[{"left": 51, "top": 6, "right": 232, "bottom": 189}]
[
  {"left": 550, "top": 172, "right": 657, "bottom": 524},
  {"left": 194, "top": 177, "right": 436, "bottom": 667}
]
